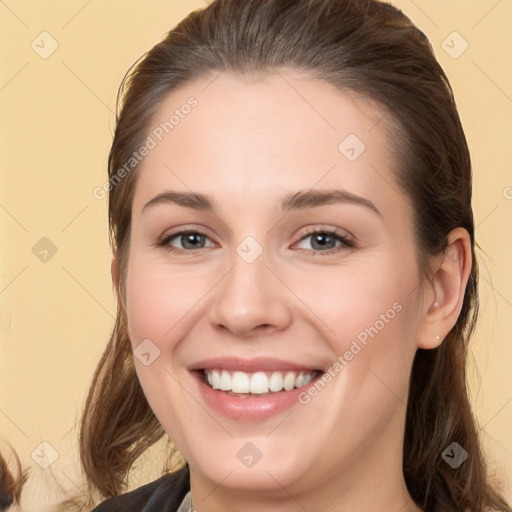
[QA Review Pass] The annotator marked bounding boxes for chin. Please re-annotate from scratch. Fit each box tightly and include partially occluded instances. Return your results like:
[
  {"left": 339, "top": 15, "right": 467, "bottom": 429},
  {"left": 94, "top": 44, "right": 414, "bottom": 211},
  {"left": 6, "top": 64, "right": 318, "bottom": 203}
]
[{"left": 184, "top": 435, "right": 314, "bottom": 492}]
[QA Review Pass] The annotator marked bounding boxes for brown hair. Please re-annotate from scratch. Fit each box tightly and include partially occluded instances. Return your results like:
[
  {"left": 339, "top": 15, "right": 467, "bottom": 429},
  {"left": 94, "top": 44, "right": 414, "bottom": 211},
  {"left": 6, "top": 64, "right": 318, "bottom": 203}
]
[
  {"left": 2, "top": 0, "right": 509, "bottom": 510},
  {"left": 0, "top": 447, "right": 27, "bottom": 509}
]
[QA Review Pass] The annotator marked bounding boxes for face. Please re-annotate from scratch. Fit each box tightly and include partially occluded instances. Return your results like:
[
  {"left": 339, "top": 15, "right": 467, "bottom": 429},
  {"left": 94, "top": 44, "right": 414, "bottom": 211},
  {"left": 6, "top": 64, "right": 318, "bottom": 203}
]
[{"left": 124, "top": 70, "right": 426, "bottom": 498}]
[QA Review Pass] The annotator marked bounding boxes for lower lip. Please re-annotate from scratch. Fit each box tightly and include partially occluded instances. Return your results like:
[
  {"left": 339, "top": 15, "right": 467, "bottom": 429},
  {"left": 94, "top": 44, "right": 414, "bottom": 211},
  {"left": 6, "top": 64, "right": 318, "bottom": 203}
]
[{"left": 191, "top": 371, "right": 322, "bottom": 421}]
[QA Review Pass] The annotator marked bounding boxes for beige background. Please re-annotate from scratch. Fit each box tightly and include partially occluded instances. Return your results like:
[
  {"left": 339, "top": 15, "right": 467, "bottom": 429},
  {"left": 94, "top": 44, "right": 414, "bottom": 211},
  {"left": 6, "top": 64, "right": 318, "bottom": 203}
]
[{"left": 1, "top": 0, "right": 511, "bottom": 509}]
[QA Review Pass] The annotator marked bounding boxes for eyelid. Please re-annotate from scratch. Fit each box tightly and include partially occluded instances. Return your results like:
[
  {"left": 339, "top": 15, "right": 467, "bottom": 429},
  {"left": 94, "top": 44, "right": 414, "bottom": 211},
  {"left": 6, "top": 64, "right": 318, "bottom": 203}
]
[{"left": 294, "top": 225, "right": 354, "bottom": 242}]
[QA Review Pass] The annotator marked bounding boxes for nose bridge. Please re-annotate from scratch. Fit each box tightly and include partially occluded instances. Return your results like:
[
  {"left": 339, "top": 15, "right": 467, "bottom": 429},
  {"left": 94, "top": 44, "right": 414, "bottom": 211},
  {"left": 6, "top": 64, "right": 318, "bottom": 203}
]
[{"left": 208, "top": 235, "right": 292, "bottom": 335}]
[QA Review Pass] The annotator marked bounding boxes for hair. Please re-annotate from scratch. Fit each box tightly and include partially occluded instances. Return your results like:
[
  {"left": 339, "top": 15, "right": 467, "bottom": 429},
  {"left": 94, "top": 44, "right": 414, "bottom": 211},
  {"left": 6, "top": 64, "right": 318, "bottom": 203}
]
[
  {"left": 0, "top": 448, "right": 27, "bottom": 509},
  {"left": 2, "top": 0, "right": 510, "bottom": 510}
]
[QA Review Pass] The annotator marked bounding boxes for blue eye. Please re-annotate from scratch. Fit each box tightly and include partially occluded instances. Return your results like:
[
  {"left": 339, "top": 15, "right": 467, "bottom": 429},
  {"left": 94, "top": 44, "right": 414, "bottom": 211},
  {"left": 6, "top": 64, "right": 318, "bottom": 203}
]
[
  {"left": 294, "top": 229, "right": 354, "bottom": 252},
  {"left": 157, "top": 227, "right": 354, "bottom": 255},
  {"left": 159, "top": 231, "right": 215, "bottom": 252}
]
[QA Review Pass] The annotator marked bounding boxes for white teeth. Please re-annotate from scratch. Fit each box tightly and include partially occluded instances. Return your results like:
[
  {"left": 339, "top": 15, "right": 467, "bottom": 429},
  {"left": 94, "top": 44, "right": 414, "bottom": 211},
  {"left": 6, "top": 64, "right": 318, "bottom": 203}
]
[
  {"left": 269, "top": 372, "right": 284, "bottom": 392},
  {"left": 204, "top": 369, "right": 317, "bottom": 394},
  {"left": 211, "top": 370, "right": 221, "bottom": 389},
  {"left": 283, "top": 371, "right": 296, "bottom": 391},
  {"left": 220, "top": 370, "right": 231, "bottom": 391},
  {"left": 250, "top": 372, "right": 269, "bottom": 394},
  {"left": 232, "top": 371, "right": 250, "bottom": 393}
]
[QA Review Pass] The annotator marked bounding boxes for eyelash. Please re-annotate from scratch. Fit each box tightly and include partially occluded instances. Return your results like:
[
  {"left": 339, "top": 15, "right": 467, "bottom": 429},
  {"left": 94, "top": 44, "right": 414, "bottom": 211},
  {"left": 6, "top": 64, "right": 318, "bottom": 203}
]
[{"left": 156, "top": 227, "right": 355, "bottom": 255}]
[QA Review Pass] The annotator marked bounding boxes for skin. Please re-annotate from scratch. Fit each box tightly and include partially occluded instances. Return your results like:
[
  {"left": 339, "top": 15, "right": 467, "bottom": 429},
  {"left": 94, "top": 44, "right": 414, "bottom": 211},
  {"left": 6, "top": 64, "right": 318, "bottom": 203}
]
[{"left": 112, "top": 69, "right": 472, "bottom": 512}]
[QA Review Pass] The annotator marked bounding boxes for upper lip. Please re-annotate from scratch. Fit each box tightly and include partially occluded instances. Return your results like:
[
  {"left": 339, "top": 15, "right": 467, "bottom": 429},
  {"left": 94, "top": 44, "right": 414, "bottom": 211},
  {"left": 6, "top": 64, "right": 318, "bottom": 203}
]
[{"left": 189, "top": 357, "right": 322, "bottom": 373}]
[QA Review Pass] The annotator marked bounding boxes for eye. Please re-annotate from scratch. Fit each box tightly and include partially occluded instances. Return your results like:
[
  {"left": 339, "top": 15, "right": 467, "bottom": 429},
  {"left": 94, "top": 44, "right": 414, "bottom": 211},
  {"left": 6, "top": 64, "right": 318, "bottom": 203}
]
[
  {"left": 156, "top": 227, "right": 355, "bottom": 255},
  {"left": 158, "top": 230, "right": 216, "bottom": 253},
  {"left": 293, "top": 228, "right": 354, "bottom": 253}
]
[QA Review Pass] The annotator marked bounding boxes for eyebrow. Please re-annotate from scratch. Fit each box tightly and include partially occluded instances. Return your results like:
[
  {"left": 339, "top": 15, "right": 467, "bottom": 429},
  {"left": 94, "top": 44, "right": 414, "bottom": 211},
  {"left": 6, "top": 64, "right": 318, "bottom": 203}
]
[{"left": 141, "top": 189, "right": 381, "bottom": 216}]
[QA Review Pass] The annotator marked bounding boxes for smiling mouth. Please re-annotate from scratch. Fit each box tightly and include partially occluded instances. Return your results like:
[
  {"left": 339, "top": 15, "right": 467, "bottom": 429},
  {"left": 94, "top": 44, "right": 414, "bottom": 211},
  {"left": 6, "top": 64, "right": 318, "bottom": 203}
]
[{"left": 199, "top": 369, "right": 320, "bottom": 396}]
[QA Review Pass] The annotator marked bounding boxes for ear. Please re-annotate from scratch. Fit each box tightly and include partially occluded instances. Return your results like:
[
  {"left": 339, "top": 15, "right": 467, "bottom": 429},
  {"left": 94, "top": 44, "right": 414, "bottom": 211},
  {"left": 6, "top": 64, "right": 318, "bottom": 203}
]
[{"left": 417, "top": 227, "right": 472, "bottom": 349}]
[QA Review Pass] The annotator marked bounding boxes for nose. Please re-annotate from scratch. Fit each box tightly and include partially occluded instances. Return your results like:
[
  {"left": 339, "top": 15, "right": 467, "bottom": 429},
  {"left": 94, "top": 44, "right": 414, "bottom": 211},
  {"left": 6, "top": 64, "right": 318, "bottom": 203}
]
[{"left": 208, "top": 247, "right": 293, "bottom": 338}]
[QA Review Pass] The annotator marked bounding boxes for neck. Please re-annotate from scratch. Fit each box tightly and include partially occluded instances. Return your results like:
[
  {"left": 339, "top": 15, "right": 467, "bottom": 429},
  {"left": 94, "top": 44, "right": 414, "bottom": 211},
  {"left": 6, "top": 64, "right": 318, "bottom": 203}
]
[
  {"left": 187, "top": 414, "right": 423, "bottom": 512},
  {"left": 189, "top": 474, "right": 421, "bottom": 512}
]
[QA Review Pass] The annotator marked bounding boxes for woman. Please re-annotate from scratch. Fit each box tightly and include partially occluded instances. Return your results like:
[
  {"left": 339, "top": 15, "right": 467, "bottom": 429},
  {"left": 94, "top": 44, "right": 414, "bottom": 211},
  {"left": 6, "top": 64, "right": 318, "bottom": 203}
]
[{"left": 2, "top": 0, "right": 510, "bottom": 510}]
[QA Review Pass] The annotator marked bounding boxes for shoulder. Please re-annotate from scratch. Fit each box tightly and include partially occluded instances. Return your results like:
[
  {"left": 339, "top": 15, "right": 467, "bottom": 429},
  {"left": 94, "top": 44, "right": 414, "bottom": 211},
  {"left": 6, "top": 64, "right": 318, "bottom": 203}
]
[{"left": 91, "top": 464, "right": 190, "bottom": 512}]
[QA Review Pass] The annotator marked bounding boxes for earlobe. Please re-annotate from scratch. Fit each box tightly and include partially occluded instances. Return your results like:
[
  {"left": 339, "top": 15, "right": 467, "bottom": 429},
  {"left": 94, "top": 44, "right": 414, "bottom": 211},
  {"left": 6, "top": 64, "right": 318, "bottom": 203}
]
[{"left": 417, "top": 227, "right": 472, "bottom": 349}]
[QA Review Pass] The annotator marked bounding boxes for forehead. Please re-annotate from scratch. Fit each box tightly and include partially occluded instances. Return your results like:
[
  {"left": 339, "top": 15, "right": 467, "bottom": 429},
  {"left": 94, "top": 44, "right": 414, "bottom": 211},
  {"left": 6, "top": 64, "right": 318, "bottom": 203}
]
[{"left": 132, "top": 70, "right": 405, "bottom": 217}]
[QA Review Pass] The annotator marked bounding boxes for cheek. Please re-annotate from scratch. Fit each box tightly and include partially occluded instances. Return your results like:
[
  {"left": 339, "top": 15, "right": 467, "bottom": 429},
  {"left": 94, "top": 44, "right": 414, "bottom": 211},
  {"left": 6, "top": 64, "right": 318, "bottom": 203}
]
[
  {"left": 125, "top": 255, "right": 210, "bottom": 348},
  {"left": 305, "top": 254, "right": 421, "bottom": 403},
  {"left": 297, "top": 256, "right": 420, "bottom": 347},
  {"left": 291, "top": 263, "right": 421, "bottom": 457},
  {"left": 125, "top": 273, "right": 171, "bottom": 347},
  {"left": 123, "top": 255, "right": 215, "bottom": 444}
]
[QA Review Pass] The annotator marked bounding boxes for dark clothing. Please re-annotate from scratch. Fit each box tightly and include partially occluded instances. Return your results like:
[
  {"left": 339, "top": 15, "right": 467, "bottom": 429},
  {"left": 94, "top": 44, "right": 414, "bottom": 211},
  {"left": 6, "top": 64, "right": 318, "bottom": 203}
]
[{"left": 91, "top": 465, "right": 190, "bottom": 512}]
